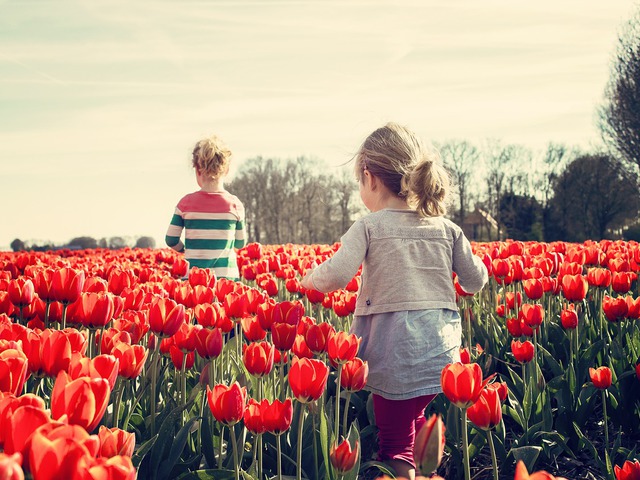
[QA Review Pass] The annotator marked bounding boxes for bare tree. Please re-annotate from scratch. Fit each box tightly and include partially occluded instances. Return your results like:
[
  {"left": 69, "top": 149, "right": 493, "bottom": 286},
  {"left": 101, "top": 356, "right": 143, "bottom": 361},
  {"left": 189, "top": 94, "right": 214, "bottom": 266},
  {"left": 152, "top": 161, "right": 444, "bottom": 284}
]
[
  {"left": 599, "top": 7, "right": 640, "bottom": 176},
  {"left": 438, "top": 140, "right": 479, "bottom": 224}
]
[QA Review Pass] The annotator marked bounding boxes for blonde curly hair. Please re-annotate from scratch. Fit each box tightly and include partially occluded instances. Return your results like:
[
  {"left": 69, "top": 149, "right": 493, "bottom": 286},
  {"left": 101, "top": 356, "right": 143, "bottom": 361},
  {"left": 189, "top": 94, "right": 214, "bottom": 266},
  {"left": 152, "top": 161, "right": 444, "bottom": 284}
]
[
  {"left": 191, "top": 134, "right": 232, "bottom": 179},
  {"left": 354, "top": 122, "right": 450, "bottom": 217}
]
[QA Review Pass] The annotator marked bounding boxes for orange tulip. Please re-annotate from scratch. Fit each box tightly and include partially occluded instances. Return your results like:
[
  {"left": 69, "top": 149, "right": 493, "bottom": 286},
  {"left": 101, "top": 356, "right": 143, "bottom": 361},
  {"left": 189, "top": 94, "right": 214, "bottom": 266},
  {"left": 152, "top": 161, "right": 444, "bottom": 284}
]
[
  {"left": 440, "top": 362, "right": 485, "bottom": 409},
  {"left": 75, "top": 454, "right": 137, "bottom": 480},
  {"left": 51, "top": 371, "right": 111, "bottom": 432},
  {"left": 97, "top": 426, "right": 135, "bottom": 457},
  {"left": 29, "top": 429, "right": 92, "bottom": 480}
]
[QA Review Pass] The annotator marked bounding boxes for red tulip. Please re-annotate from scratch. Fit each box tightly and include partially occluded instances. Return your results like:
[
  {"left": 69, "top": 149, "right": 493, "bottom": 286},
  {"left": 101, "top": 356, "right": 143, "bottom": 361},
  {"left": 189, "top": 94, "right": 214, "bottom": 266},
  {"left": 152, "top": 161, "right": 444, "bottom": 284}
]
[
  {"left": 459, "top": 347, "right": 471, "bottom": 364},
  {"left": 241, "top": 315, "right": 267, "bottom": 342},
  {"left": 0, "top": 393, "right": 46, "bottom": 451},
  {"left": 304, "top": 322, "right": 335, "bottom": 355},
  {"left": 327, "top": 331, "right": 360, "bottom": 366},
  {"left": 243, "top": 341, "right": 275, "bottom": 378},
  {"left": 7, "top": 278, "right": 35, "bottom": 308},
  {"left": 467, "top": 386, "right": 503, "bottom": 430},
  {"left": 288, "top": 357, "right": 330, "bottom": 403},
  {"left": 305, "top": 288, "right": 325, "bottom": 304},
  {"left": 440, "top": 362, "right": 486, "bottom": 409},
  {"left": 188, "top": 267, "right": 216, "bottom": 288},
  {"left": 194, "top": 327, "right": 223, "bottom": 359},
  {"left": 76, "top": 292, "right": 115, "bottom": 329},
  {"left": 223, "top": 291, "right": 250, "bottom": 320},
  {"left": 3, "top": 402, "right": 51, "bottom": 456},
  {"left": 193, "top": 303, "right": 227, "bottom": 329},
  {"left": 625, "top": 296, "right": 640, "bottom": 319},
  {"left": 587, "top": 267, "right": 611, "bottom": 288},
  {"left": 169, "top": 345, "right": 195, "bottom": 370},
  {"left": 68, "top": 354, "right": 119, "bottom": 390},
  {"left": 97, "top": 426, "right": 135, "bottom": 457},
  {"left": 107, "top": 269, "right": 136, "bottom": 296},
  {"left": 0, "top": 452, "right": 24, "bottom": 480},
  {"left": 99, "top": 329, "right": 132, "bottom": 356},
  {"left": 206, "top": 382, "right": 247, "bottom": 426},
  {"left": 615, "top": 459, "right": 640, "bottom": 480},
  {"left": 520, "top": 303, "right": 544, "bottom": 329},
  {"left": 414, "top": 413, "right": 446, "bottom": 474},
  {"left": 589, "top": 366, "right": 612, "bottom": 390},
  {"left": 612, "top": 271, "right": 634, "bottom": 294},
  {"left": 148, "top": 297, "right": 185, "bottom": 338},
  {"left": 51, "top": 267, "right": 85, "bottom": 304},
  {"left": 271, "top": 321, "right": 297, "bottom": 352},
  {"left": 28, "top": 429, "right": 93, "bottom": 480},
  {"left": 603, "top": 295, "right": 629, "bottom": 322},
  {"left": 340, "top": 358, "right": 369, "bottom": 393},
  {"left": 51, "top": 371, "right": 111, "bottom": 432},
  {"left": 75, "top": 454, "right": 137, "bottom": 480},
  {"left": 0, "top": 348, "right": 29, "bottom": 396},
  {"left": 560, "top": 306, "right": 578, "bottom": 330},
  {"left": 244, "top": 398, "right": 293, "bottom": 435},
  {"left": 272, "top": 300, "right": 304, "bottom": 326},
  {"left": 243, "top": 399, "right": 268, "bottom": 435},
  {"left": 511, "top": 340, "right": 535, "bottom": 364},
  {"left": 111, "top": 343, "right": 148, "bottom": 379},
  {"left": 330, "top": 438, "right": 359, "bottom": 474},
  {"left": 40, "top": 329, "right": 73, "bottom": 377},
  {"left": 561, "top": 274, "right": 588, "bottom": 302},
  {"left": 522, "top": 278, "right": 544, "bottom": 300}
]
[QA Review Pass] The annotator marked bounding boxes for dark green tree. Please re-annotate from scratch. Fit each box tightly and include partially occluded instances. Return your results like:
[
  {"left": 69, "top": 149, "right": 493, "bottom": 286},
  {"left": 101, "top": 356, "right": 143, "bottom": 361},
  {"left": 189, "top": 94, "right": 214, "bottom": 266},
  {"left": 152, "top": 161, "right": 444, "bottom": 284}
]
[
  {"left": 67, "top": 236, "right": 98, "bottom": 249},
  {"left": 10, "top": 238, "right": 26, "bottom": 252}
]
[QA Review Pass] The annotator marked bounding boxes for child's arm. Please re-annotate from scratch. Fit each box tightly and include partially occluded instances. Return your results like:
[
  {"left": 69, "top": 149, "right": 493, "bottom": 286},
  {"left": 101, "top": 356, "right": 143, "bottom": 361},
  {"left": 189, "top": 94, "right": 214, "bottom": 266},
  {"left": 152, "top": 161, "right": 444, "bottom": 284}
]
[
  {"left": 302, "top": 219, "right": 368, "bottom": 293},
  {"left": 234, "top": 202, "right": 247, "bottom": 249},
  {"left": 165, "top": 208, "right": 185, "bottom": 253},
  {"left": 452, "top": 230, "right": 488, "bottom": 294}
]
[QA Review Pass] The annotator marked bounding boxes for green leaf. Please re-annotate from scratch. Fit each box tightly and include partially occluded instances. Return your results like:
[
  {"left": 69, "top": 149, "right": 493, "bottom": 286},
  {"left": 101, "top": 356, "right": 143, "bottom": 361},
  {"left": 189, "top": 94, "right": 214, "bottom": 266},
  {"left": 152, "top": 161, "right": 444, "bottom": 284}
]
[
  {"left": 132, "top": 434, "right": 158, "bottom": 468},
  {"left": 158, "top": 416, "right": 200, "bottom": 480},
  {"left": 201, "top": 411, "right": 218, "bottom": 469},
  {"left": 175, "top": 469, "right": 236, "bottom": 480},
  {"left": 508, "top": 445, "right": 542, "bottom": 472}
]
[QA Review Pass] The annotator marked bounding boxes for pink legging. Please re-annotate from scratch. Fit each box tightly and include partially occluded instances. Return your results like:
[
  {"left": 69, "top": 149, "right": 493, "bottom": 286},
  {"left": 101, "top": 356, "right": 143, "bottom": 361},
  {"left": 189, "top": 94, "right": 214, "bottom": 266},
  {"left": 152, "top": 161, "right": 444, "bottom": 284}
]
[{"left": 372, "top": 393, "right": 437, "bottom": 468}]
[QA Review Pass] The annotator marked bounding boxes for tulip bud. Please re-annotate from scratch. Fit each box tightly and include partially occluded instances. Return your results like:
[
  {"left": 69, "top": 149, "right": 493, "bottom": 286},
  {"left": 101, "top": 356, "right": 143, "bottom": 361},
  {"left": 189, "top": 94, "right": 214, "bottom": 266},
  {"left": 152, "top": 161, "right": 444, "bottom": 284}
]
[{"left": 414, "top": 414, "right": 445, "bottom": 474}]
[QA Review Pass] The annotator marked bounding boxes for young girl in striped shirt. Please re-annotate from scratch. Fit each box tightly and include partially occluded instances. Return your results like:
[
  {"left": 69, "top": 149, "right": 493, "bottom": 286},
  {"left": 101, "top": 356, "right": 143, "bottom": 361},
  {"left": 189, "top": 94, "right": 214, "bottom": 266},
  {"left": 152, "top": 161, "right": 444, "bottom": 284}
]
[{"left": 165, "top": 134, "right": 247, "bottom": 280}]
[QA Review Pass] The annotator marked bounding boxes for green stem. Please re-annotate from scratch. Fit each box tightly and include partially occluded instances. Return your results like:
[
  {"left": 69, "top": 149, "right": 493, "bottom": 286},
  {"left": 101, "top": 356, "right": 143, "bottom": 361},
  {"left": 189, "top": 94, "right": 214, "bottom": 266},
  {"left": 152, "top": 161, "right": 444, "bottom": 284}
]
[
  {"left": 44, "top": 301, "right": 51, "bottom": 329},
  {"left": 218, "top": 424, "right": 225, "bottom": 470},
  {"left": 150, "top": 340, "right": 160, "bottom": 436},
  {"left": 61, "top": 303, "right": 68, "bottom": 330},
  {"left": 342, "top": 392, "right": 351, "bottom": 435},
  {"left": 112, "top": 378, "right": 124, "bottom": 428},
  {"left": 278, "top": 354, "right": 286, "bottom": 401},
  {"left": 312, "top": 407, "right": 319, "bottom": 480},
  {"left": 276, "top": 433, "right": 282, "bottom": 480},
  {"left": 602, "top": 389, "right": 609, "bottom": 452},
  {"left": 297, "top": 403, "right": 306, "bottom": 480},
  {"left": 335, "top": 364, "right": 343, "bottom": 440},
  {"left": 230, "top": 424, "right": 240, "bottom": 480},
  {"left": 461, "top": 407, "right": 470, "bottom": 480},
  {"left": 487, "top": 429, "right": 499, "bottom": 480}
]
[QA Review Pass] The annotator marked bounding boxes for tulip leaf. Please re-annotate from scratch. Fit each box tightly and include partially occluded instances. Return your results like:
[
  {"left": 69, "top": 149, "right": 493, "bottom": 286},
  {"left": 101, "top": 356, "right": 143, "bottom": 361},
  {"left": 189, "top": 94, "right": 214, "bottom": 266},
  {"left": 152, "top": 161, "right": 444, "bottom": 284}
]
[
  {"left": 318, "top": 403, "right": 336, "bottom": 480},
  {"left": 174, "top": 469, "right": 236, "bottom": 479},
  {"left": 159, "top": 416, "right": 200, "bottom": 480},
  {"left": 538, "top": 342, "right": 564, "bottom": 378},
  {"left": 508, "top": 445, "right": 541, "bottom": 472},
  {"left": 132, "top": 433, "right": 158, "bottom": 468},
  {"left": 201, "top": 411, "right": 218, "bottom": 469}
]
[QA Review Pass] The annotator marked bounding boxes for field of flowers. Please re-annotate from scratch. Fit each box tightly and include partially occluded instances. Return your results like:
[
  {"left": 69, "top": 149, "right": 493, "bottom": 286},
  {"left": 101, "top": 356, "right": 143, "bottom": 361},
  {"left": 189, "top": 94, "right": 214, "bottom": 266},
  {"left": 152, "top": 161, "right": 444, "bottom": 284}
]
[{"left": 0, "top": 239, "right": 640, "bottom": 480}]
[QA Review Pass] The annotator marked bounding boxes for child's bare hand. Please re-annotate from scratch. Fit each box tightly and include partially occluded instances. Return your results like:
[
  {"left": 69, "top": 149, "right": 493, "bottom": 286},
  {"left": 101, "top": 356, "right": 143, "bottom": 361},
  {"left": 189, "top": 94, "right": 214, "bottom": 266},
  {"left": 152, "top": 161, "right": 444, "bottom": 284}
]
[{"left": 300, "top": 269, "right": 314, "bottom": 290}]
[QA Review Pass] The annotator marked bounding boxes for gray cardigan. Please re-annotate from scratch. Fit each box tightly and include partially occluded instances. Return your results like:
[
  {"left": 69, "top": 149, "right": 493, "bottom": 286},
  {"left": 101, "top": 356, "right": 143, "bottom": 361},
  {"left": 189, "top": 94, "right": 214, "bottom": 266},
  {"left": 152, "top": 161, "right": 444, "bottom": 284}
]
[{"left": 308, "top": 209, "right": 488, "bottom": 315}]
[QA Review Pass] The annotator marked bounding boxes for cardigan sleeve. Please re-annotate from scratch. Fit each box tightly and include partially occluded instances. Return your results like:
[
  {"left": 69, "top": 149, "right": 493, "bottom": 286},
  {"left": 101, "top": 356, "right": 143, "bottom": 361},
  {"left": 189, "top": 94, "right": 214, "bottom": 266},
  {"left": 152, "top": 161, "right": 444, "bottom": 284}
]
[
  {"left": 309, "top": 219, "right": 368, "bottom": 293},
  {"left": 451, "top": 228, "right": 488, "bottom": 294}
]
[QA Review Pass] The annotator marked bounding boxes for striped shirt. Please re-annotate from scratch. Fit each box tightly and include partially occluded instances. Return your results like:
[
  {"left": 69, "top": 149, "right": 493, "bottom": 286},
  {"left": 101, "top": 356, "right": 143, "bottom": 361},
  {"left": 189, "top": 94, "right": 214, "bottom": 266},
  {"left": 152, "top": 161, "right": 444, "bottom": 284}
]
[{"left": 165, "top": 190, "right": 247, "bottom": 279}]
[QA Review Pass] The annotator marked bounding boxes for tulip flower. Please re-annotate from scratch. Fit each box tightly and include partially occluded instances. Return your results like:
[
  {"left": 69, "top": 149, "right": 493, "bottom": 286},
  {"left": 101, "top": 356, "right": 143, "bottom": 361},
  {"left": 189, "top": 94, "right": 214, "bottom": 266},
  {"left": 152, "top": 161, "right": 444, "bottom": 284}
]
[
  {"left": 612, "top": 271, "right": 634, "bottom": 294},
  {"left": 291, "top": 334, "right": 314, "bottom": 359},
  {"left": 68, "top": 353, "right": 119, "bottom": 390},
  {"left": 560, "top": 307, "right": 578, "bottom": 330},
  {"left": 193, "top": 303, "right": 228, "bottom": 329},
  {"left": 614, "top": 459, "right": 640, "bottom": 480},
  {"left": 28, "top": 429, "right": 95, "bottom": 480},
  {"left": 148, "top": 297, "right": 185, "bottom": 338},
  {"left": 39, "top": 329, "right": 73, "bottom": 377},
  {"left": 97, "top": 426, "right": 135, "bottom": 457},
  {"left": 51, "top": 371, "right": 111, "bottom": 432},
  {"left": 111, "top": 343, "right": 147, "bottom": 379},
  {"left": 288, "top": 357, "right": 330, "bottom": 403},
  {"left": 169, "top": 345, "right": 195, "bottom": 370},
  {"left": 76, "top": 292, "right": 115, "bottom": 329},
  {"left": 206, "top": 382, "right": 247, "bottom": 426},
  {"left": 511, "top": 340, "right": 535, "bottom": 364},
  {"left": 603, "top": 295, "right": 628, "bottom": 322},
  {"left": 223, "top": 291, "right": 250, "bottom": 320},
  {"left": 241, "top": 315, "right": 267, "bottom": 342},
  {"left": 0, "top": 393, "right": 46, "bottom": 450},
  {"left": 243, "top": 341, "right": 275, "bottom": 378},
  {"left": 514, "top": 460, "right": 568, "bottom": 480},
  {"left": 440, "top": 362, "right": 485, "bottom": 409},
  {"left": 194, "top": 327, "right": 223, "bottom": 360},
  {"left": 414, "top": 413, "right": 445, "bottom": 475},
  {"left": 330, "top": 438, "right": 359, "bottom": 475},
  {"left": 0, "top": 348, "right": 29, "bottom": 396},
  {"left": 590, "top": 366, "right": 612, "bottom": 389},
  {"left": 560, "top": 274, "right": 588, "bottom": 302},
  {"left": 304, "top": 322, "right": 335, "bottom": 355},
  {"left": 523, "top": 278, "right": 544, "bottom": 300},
  {"left": 341, "top": 358, "right": 368, "bottom": 393},
  {"left": 520, "top": 303, "right": 544, "bottom": 329},
  {"left": 76, "top": 454, "right": 137, "bottom": 480},
  {"left": 327, "top": 331, "right": 360, "bottom": 366},
  {"left": 467, "top": 386, "right": 503, "bottom": 431},
  {"left": 51, "top": 267, "right": 85, "bottom": 304},
  {"left": 7, "top": 277, "right": 35, "bottom": 308},
  {"left": 0, "top": 452, "right": 24, "bottom": 480}
]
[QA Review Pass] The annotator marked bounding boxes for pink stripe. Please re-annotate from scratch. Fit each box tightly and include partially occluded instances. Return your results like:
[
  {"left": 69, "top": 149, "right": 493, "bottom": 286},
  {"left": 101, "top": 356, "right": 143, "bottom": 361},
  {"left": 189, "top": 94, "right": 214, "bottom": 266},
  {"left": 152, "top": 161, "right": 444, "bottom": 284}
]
[{"left": 178, "top": 191, "right": 239, "bottom": 215}]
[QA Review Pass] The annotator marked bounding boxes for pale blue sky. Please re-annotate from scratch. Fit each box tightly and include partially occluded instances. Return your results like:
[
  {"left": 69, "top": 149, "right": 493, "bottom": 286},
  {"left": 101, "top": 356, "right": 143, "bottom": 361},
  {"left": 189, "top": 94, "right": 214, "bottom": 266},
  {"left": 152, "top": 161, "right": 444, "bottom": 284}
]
[{"left": 1, "top": 0, "right": 637, "bottom": 249}]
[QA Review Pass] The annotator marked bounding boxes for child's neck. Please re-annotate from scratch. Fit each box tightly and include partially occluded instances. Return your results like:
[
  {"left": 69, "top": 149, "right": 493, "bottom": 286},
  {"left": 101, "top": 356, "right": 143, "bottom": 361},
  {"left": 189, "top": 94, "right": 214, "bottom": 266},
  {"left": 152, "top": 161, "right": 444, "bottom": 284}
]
[{"left": 199, "top": 177, "right": 225, "bottom": 193}]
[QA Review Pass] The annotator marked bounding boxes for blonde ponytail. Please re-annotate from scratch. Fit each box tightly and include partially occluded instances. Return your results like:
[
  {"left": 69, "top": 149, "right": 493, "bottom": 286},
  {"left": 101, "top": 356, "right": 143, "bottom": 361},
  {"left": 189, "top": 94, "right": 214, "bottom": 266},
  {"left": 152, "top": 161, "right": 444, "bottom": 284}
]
[{"left": 407, "top": 156, "right": 450, "bottom": 217}]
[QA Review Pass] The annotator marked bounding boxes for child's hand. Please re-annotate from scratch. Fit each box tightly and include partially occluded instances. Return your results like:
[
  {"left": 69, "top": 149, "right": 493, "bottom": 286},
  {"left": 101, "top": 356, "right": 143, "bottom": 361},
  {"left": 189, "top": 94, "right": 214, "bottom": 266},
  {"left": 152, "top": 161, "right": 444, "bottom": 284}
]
[{"left": 300, "top": 269, "right": 315, "bottom": 290}]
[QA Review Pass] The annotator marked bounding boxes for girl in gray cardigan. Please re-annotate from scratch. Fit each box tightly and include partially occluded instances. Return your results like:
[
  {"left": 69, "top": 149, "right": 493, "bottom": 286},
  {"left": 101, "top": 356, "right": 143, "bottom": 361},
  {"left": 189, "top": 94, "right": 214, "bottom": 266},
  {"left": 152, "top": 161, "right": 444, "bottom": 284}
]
[{"left": 301, "top": 122, "right": 488, "bottom": 479}]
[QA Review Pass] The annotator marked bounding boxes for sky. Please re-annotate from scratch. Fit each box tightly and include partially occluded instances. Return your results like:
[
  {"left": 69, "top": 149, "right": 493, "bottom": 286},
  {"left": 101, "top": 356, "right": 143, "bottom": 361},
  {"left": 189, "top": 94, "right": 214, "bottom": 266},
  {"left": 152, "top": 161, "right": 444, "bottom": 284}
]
[{"left": 1, "top": 0, "right": 637, "bottom": 250}]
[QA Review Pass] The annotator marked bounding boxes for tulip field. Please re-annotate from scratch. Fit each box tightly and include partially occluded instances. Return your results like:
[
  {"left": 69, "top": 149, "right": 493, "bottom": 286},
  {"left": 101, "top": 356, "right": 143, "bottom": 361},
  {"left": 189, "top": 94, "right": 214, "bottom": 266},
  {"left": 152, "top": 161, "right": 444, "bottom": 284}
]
[{"left": 1, "top": 240, "right": 640, "bottom": 480}]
